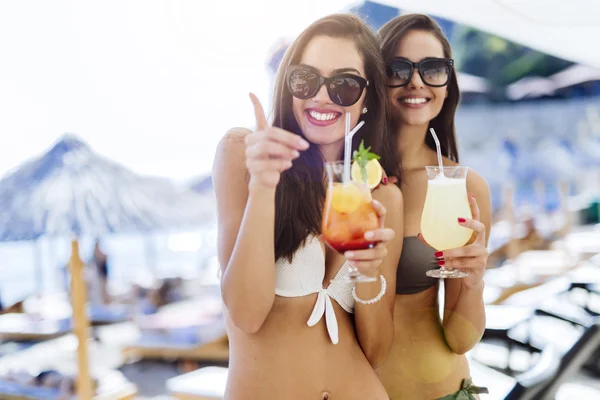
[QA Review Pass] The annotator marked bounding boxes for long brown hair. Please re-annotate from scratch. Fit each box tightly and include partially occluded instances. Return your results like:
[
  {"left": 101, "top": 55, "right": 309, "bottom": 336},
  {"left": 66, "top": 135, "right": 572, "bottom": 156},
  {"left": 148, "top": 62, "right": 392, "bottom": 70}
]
[
  {"left": 271, "top": 14, "right": 400, "bottom": 261},
  {"left": 379, "top": 14, "right": 460, "bottom": 162}
]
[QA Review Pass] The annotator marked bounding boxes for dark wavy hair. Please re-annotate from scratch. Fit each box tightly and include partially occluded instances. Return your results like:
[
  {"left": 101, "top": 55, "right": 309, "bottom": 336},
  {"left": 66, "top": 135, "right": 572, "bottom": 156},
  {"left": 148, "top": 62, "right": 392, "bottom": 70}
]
[{"left": 271, "top": 14, "right": 401, "bottom": 261}]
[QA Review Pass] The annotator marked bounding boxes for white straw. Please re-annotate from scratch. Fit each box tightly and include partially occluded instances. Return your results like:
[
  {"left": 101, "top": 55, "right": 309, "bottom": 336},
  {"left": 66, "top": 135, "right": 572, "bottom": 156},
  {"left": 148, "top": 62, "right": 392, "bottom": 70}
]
[
  {"left": 343, "top": 113, "right": 365, "bottom": 183},
  {"left": 349, "top": 120, "right": 365, "bottom": 138},
  {"left": 429, "top": 128, "right": 445, "bottom": 176}
]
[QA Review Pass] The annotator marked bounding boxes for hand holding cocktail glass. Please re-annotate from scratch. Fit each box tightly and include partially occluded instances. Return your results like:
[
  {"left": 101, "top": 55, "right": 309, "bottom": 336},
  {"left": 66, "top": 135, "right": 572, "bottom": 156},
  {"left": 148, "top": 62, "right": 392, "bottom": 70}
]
[
  {"left": 247, "top": 94, "right": 394, "bottom": 285},
  {"left": 420, "top": 128, "right": 487, "bottom": 279},
  {"left": 322, "top": 113, "right": 395, "bottom": 284}
]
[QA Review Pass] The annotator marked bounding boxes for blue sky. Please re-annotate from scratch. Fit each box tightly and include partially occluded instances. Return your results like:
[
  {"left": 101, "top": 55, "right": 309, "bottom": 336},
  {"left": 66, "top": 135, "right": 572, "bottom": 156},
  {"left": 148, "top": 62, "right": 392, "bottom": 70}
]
[{"left": 0, "top": 0, "right": 354, "bottom": 182}]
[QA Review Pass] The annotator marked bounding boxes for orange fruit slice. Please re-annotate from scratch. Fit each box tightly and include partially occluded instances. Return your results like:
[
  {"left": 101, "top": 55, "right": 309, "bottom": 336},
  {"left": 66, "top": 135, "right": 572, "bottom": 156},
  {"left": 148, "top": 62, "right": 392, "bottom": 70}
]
[{"left": 330, "top": 183, "right": 362, "bottom": 214}]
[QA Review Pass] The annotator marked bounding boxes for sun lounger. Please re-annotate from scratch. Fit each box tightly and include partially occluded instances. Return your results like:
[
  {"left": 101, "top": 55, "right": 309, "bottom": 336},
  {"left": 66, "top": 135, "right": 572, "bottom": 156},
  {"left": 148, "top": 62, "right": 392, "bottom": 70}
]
[
  {"left": 0, "top": 369, "right": 136, "bottom": 400},
  {"left": 121, "top": 297, "right": 229, "bottom": 363},
  {"left": 0, "top": 314, "right": 71, "bottom": 341},
  {"left": 468, "top": 359, "right": 517, "bottom": 400},
  {"left": 167, "top": 366, "right": 228, "bottom": 400},
  {"left": 0, "top": 306, "right": 129, "bottom": 342},
  {"left": 121, "top": 319, "right": 229, "bottom": 363}
]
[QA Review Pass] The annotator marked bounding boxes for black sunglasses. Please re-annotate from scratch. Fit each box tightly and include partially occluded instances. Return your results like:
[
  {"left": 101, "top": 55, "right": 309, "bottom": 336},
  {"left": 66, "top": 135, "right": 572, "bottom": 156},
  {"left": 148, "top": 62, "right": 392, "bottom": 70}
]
[
  {"left": 386, "top": 57, "right": 454, "bottom": 88},
  {"left": 286, "top": 65, "right": 369, "bottom": 107}
]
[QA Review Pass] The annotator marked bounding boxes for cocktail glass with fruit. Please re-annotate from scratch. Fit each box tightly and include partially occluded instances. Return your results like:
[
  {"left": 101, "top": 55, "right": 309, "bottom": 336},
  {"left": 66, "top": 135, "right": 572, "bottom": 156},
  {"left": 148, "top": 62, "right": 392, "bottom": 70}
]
[{"left": 322, "top": 140, "right": 383, "bottom": 283}]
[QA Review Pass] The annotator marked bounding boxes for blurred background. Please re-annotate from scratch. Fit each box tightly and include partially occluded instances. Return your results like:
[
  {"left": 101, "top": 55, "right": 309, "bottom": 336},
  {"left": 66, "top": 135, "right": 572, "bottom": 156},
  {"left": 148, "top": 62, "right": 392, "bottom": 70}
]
[{"left": 1, "top": 0, "right": 600, "bottom": 399}]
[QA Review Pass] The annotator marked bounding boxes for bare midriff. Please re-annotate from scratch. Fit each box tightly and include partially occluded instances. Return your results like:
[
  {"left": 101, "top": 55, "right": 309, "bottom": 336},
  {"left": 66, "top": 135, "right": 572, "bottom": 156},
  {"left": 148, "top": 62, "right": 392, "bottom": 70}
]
[
  {"left": 377, "top": 286, "right": 470, "bottom": 400},
  {"left": 224, "top": 295, "right": 389, "bottom": 400}
]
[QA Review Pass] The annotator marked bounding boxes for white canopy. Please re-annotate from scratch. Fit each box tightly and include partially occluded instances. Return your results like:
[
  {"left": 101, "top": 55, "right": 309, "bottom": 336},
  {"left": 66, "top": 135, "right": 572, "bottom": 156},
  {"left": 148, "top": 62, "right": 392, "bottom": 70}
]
[
  {"left": 457, "top": 72, "right": 491, "bottom": 94},
  {"left": 507, "top": 64, "right": 600, "bottom": 100},
  {"left": 378, "top": 0, "right": 600, "bottom": 68}
]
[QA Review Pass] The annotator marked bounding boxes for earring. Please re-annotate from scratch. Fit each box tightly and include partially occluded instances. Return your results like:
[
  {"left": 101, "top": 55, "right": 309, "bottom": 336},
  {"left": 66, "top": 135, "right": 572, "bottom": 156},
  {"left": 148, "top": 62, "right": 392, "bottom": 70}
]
[{"left": 362, "top": 107, "right": 368, "bottom": 114}]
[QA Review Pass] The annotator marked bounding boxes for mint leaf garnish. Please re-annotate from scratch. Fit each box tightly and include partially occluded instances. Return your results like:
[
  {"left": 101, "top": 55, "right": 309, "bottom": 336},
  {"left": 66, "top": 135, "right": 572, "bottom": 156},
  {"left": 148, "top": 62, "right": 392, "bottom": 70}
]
[{"left": 353, "top": 140, "right": 381, "bottom": 183}]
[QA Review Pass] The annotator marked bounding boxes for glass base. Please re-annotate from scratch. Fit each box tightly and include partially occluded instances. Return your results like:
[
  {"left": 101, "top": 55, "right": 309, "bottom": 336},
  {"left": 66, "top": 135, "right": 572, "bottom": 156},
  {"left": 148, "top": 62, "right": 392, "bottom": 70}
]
[
  {"left": 331, "top": 270, "right": 377, "bottom": 284},
  {"left": 426, "top": 268, "right": 468, "bottom": 279}
]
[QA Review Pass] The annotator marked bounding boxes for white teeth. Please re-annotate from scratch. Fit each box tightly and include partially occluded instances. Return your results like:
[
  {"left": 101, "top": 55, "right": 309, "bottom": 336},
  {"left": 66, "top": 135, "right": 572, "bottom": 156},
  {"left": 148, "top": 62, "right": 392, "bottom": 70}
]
[
  {"left": 402, "top": 98, "right": 428, "bottom": 104},
  {"left": 308, "top": 110, "right": 338, "bottom": 121}
]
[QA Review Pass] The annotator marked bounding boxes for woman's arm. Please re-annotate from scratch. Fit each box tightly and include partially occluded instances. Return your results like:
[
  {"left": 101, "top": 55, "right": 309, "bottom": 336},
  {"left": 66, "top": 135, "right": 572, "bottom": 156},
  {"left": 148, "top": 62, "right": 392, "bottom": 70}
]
[
  {"left": 213, "top": 129, "right": 276, "bottom": 334},
  {"left": 214, "top": 95, "right": 309, "bottom": 334},
  {"left": 353, "top": 183, "right": 404, "bottom": 367},
  {"left": 441, "top": 170, "right": 491, "bottom": 354}
]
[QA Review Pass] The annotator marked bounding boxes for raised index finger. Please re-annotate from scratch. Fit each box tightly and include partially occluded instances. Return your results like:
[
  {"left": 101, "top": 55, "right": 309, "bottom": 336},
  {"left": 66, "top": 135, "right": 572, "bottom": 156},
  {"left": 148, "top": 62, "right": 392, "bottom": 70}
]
[{"left": 249, "top": 92, "right": 268, "bottom": 130}]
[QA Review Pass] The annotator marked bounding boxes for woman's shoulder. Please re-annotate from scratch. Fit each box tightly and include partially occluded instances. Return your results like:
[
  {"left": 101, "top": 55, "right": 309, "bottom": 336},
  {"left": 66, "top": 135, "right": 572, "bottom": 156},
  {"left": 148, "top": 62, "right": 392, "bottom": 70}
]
[
  {"left": 372, "top": 180, "right": 404, "bottom": 212},
  {"left": 463, "top": 166, "right": 489, "bottom": 199},
  {"left": 217, "top": 127, "right": 252, "bottom": 152},
  {"left": 443, "top": 157, "right": 489, "bottom": 195},
  {"left": 213, "top": 128, "right": 252, "bottom": 189},
  {"left": 214, "top": 127, "right": 252, "bottom": 164}
]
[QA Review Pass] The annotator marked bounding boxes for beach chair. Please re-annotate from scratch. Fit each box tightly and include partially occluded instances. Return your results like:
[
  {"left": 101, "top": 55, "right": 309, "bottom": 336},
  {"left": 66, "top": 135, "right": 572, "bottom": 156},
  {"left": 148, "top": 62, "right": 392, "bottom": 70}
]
[
  {"left": 468, "top": 359, "right": 517, "bottom": 400},
  {"left": 0, "top": 313, "right": 71, "bottom": 342},
  {"left": 0, "top": 240, "right": 137, "bottom": 399},
  {"left": 166, "top": 366, "right": 228, "bottom": 400},
  {"left": 0, "top": 369, "right": 136, "bottom": 400},
  {"left": 121, "top": 298, "right": 229, "bottom": 366}
]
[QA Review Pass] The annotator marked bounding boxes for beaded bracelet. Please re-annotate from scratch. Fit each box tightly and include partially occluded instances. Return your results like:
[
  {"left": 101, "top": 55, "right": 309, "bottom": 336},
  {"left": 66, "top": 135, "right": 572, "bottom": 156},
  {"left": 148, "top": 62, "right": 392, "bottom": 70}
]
[{"left": 352, "top": 275, "right": 387, "bottom": 305}]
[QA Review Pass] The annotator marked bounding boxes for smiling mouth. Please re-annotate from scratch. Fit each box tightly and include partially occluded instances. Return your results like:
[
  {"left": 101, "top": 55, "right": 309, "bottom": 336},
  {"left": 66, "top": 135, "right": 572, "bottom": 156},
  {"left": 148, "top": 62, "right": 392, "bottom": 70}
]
[
  {"left": 305, "top": 109, "right": 342, "bottom": 126},
  {"left": 399, "top": 97, "right": 431, "bottom": 105}
]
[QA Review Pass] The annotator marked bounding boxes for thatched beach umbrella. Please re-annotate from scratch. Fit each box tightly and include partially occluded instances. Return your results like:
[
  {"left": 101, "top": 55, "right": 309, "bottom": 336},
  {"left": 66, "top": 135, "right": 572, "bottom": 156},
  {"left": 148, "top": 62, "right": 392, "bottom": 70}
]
[{"left": 0, "top": 134, "right": 214, "bottom": 296}]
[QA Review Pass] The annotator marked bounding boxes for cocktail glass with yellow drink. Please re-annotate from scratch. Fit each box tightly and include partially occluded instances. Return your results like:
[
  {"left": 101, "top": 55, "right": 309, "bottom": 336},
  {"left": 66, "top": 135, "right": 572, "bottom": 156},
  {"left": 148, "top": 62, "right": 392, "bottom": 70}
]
[{"left": 422, "top": 129, "right": 472, "bottom": 279}]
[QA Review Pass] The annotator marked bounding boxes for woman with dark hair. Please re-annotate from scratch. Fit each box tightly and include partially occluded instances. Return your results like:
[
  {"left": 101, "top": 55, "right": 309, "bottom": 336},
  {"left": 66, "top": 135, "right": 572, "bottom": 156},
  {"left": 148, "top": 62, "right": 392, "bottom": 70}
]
[
  {"left": 213, "top": 13, "right": 404, "bottom": 400},
  {"left": 376, "top": 14, "right": 492, "bottom": 399}
]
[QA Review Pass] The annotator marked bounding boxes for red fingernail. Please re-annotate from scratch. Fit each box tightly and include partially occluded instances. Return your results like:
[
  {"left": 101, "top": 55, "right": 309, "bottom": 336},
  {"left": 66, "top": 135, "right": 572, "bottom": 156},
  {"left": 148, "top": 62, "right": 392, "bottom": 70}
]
[
  {"left": 435, "top": 251, "right": 443, "bottom": 258},
  {"left": 438, "top": 260, "right": 445, "bottom": 266},
  {"left": 458, "top": 218, "right": 466, "bottom": 223},
  {"left": 382, "top": 177, "right": 388, "bottom": 184},
  {"left": 468, "top": 192, "right": 475, "bottom": 198}
]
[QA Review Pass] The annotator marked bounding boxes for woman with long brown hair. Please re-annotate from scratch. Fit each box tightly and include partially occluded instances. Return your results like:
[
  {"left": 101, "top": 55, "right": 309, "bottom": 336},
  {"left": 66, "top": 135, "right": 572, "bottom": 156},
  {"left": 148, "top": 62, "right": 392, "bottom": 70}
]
[
  {"left": 376, "top": 14, "right": 492, "bottom": 400},
  {"left": 213, "top": 14, "right": 404, "bottom": 399}
]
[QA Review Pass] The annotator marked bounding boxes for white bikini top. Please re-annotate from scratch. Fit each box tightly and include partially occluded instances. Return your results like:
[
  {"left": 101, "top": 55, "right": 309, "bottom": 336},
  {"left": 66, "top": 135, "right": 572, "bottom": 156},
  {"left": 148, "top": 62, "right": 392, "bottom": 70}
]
[{"left": 274, "top": 235, "right": 354, "bottom": 344}]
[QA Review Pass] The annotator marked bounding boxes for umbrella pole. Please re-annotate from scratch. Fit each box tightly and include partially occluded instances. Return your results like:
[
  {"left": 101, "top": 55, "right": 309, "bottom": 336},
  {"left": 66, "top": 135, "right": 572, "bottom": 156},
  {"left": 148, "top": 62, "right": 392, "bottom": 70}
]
[{"left": 69, "top": 239, "right": 93, "bottom": 399}]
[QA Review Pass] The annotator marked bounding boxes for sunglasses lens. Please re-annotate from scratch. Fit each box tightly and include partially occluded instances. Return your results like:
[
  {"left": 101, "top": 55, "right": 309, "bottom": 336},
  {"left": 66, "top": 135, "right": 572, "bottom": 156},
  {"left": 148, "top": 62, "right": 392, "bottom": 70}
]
[
  {"left": 421, "top": 60, "right": 450, "bottom": 86},
  {"left": 288, "top": 68, "right": 319, "bottom": 99},
  {"left": 328, "top": 76, "right": 363, "bottom": 106},
  {"left": 387, "top": 61, "right": 411, "bottom": 87}
]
